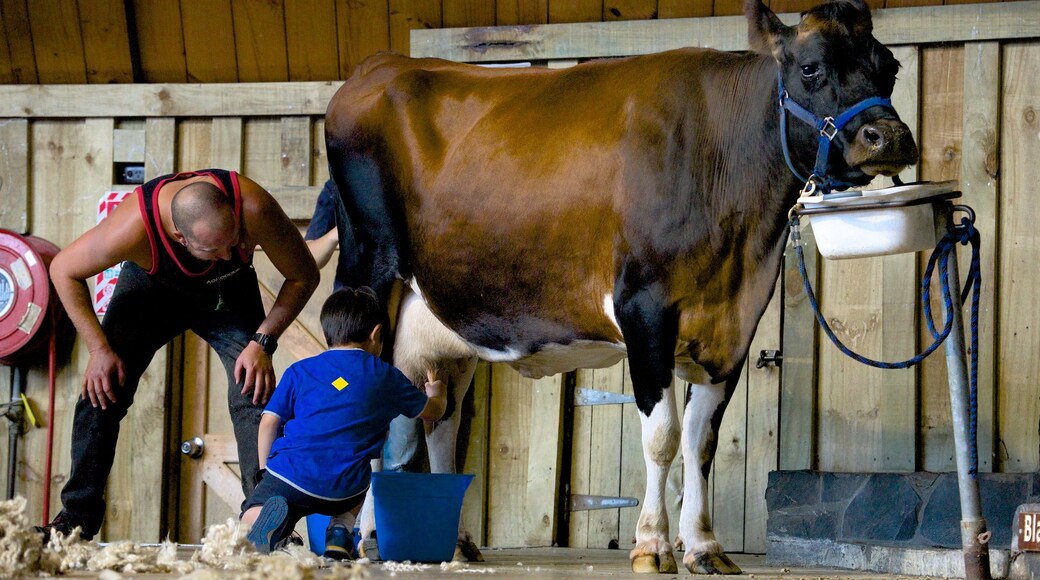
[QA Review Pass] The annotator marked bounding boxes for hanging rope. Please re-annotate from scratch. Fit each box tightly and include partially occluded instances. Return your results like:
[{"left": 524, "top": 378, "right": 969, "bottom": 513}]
[{"left": 789, "top": 206, "right": 982, "bottom": 477}]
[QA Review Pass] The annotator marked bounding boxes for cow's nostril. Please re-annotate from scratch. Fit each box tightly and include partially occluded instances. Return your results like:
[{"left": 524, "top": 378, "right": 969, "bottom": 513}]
[{"left": 861, "top": 125, "right": 884, "bottom": 151}]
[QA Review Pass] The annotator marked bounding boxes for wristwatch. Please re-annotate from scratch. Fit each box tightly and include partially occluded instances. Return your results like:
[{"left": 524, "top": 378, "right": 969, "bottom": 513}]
[{"left": 251, "top": 333, "right": 278, "bottom": 355}]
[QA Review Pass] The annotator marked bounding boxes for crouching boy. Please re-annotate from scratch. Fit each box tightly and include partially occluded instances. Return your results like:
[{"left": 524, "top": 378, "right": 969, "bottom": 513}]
[{"left": 241, "top": 286, "right": 446, "bottom": 558}]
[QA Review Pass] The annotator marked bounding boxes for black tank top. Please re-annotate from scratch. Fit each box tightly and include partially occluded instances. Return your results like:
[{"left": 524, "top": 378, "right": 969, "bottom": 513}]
[{"left": 137, "top": 169, "right": 252, "bottom": 292}]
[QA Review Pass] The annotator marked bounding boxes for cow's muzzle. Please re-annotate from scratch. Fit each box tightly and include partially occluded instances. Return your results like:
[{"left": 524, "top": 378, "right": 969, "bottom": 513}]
[{"left": 848, "top": 119, "right": 919, "bottom": 176}]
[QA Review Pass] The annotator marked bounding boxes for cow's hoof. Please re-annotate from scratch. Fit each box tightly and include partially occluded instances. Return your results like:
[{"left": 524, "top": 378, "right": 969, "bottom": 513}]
[
  {"left": 454, "top": 539, "right": 484, "bottom": 562},
  {"left": 684, "top": 550, "right": 741, "bottom": 574},
  {"left": 631, "top": 552, "right": 677, "bottom": 574},
  {"left": 359, "top": 537, "right": 380, "bottom": 561}
]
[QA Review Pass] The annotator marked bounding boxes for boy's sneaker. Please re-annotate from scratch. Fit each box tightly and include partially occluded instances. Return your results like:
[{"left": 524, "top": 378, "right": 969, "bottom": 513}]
[
  {"left": 33, "top": 511, "right": 94, "bottom": 542},
  {"left": 323, "top": 524, "right": 358, "bottom": 561},
  {"left": 246, "top": 496, "right": 290, "bottom": 554}
]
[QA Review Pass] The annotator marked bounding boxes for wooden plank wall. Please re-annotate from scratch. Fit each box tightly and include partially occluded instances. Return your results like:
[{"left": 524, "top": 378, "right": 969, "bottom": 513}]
[{"left": 0, "top": 0, "right": 1023, "bottom": 86}]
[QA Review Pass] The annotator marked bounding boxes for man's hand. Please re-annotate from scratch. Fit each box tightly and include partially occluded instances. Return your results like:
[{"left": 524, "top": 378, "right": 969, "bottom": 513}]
[
  {"left": 235, "top": 341, "right": 276, "bottom": 405},
  {"left": 83, "top": 346, "right": 126, "bottom": 409}
]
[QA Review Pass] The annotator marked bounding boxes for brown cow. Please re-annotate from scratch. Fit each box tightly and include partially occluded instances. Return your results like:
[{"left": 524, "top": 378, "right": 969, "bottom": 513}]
[{"left": 325, "top": 0, "right": 917, "bottom": 573}]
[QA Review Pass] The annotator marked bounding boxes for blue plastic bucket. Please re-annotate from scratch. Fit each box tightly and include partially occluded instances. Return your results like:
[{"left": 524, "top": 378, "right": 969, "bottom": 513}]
[
  {"left": 305, "top": 513, "right": 331, "bottom": 554},
  {"left": 371, "top": 472, "right": 474, "bottom": 562}
]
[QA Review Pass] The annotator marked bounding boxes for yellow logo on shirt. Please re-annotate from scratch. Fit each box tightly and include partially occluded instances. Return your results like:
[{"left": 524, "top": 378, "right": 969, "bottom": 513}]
[{"left": 332, "top": 377, "right": 348, "bottom": 391}]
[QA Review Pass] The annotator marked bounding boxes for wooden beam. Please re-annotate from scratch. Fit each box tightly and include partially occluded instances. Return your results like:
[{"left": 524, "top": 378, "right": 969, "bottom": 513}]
[
  {"left": 389, "top": 0, "right": 443, "bottom": 55},
  {"left": 0, "top": 119, "right": 28, "bottom": 232},
  {"left": 780, "top": 228, "right": 818, "bottom": 471},
  {"left": 284, "top": 0, "right": 339, "bottom": 81},
  {"left": 1, "top": 0, "right": 39, "bottom": 83},
  {"left": 0, "top": 82, "right": 341, "bottom": 118},
  {"left": 130, "top": 0, "right": 187, "bottom": 82},
  {"left": 181, "top": 0, "right": 238, "bottom": 83},
  {"left": 230, "top": 0, "right": 288, "bottom": 82},
  {"left": 412, "top": 1, "right": 1040, "bottom": 61},
  {"left": 523, "top": 374, "right": 565, "bottom": 546},
  {"left": 878, "top": 45, "right": 920, "bottom": 472},
  {"left": 201, "top": 461, "right": 246, "bottom": 514},
  {"left": 265, "top": 184, "right": 323, "bottom": 221},
  {"left": 78, "top": 0, "right": 134, "bottom": 84},
  {"left": 144, "top": 118, "right": 175, "bottom": 180},
  {"left": 28, "top": 0, "right": 87, "bottom": 83},
  {"left": 960, "top": 41, "right": 999, "bottom": 473}
]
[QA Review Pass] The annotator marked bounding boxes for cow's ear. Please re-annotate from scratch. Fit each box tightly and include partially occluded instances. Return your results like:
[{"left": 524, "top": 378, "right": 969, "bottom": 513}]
[
  {"left": 746, "top": 0, "right": 791, "bottom": 60},
  {"left": 844, "top": 0, "right": 870, "bottom": 14}
]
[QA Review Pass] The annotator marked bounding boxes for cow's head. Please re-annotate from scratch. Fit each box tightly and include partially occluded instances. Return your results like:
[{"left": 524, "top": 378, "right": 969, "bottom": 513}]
[{"left": 746, "top": 0, "right": 918, "bottom": 191}]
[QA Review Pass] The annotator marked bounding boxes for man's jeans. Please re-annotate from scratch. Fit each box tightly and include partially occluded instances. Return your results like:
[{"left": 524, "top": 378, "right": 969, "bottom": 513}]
[
  {"left": 383, "top": 415, "right": 426, "bottom": 472},
  {"left": 60, "top": 262, "right": 265, "bottom": 536}
]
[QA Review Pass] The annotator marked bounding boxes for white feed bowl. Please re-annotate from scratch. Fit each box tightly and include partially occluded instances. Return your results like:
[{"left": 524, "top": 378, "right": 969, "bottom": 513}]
[{"left": 799, "top": 181, "right": 958, "bottom": 260}]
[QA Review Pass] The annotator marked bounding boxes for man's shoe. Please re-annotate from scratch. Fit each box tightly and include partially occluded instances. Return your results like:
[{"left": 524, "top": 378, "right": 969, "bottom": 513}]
[
  {"left": 246, "top": 496, "right": 290, "bottom": 554},
  {"left": 323, "top": 524, "right": 358, "bottom": 561},
  {"left": 33, "top": 511, "right": 94, "bottom": 542}
]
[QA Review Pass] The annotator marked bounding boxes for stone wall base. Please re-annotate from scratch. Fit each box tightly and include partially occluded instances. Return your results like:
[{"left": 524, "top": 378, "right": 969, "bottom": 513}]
[{"left": 768, "top": 537, "right": 1010, "bottom": 578}]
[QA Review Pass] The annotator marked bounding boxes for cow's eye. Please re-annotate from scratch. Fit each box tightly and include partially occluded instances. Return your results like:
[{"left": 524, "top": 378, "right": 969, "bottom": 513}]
[{"left": 800, "top": 63, "right": 820, "bottom": 78}]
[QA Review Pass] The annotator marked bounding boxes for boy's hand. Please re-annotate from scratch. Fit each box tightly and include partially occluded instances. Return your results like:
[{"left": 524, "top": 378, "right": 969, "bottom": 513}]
[
  {"left": 424, "top": 368, "right": 445, "bottom": 399},
  {"left": 418, "top": 368, "right": 448, "bottom": 422}
]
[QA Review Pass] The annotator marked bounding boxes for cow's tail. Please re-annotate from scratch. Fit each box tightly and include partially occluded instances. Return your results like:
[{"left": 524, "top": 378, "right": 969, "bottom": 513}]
[{"left": 325, "top": 146, "right": 406, "bottom": 309}]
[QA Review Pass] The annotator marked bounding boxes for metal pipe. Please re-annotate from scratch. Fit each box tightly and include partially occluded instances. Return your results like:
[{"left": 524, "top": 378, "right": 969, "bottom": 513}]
[
  {"left": 939, "top": 206, "right": 991, "bottom": 580},
  {"left": 43, "top": 317, "right": 57, "bottom": 523},
  {"left": 7, "top": 364, "right": 22, "bottom": 500}
]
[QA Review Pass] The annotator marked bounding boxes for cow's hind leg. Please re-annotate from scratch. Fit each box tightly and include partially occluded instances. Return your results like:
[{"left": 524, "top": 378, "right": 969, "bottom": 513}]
[
  {"left": 678, "top": 371, "right": 742, "bottom": 575},
  {"left": 424, "top": 357, "right": 482, "bottom": 562}
]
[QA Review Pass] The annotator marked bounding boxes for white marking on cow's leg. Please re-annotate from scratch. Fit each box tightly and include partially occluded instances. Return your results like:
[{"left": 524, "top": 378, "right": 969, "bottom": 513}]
[
  {"left": 422, "top": 358, "right": 483, "bottom": 562},
  {"left": 357, "top": 457, "right": 381, "bottom": 556},
  {"left": 630, "top": 385, "right": 680, "bottom": 574},
  {"left": 679, "top": 380, "right": 741, "bottom": 575},
  {"left": 426, "top": 359, "right": 477, "bottom": 473}
]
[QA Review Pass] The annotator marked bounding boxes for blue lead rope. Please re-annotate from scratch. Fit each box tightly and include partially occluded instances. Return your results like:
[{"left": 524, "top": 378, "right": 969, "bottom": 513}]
[{"left": 790, "top": 211, "right": 982, "bottom": 477}]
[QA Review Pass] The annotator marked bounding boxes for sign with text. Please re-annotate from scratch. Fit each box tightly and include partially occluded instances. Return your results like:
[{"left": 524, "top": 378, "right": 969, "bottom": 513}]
[
  {"left": 93, "top": 190, "right": 133, "bottom": 316},
  {"left": 1018, "top": 511, "right": 1040, "bottom": 551}
]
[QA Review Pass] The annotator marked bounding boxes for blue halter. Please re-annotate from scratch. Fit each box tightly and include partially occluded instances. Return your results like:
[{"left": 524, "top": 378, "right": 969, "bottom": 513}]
[{"left": 777, "top": 71, "right": 895, "bottom": 195}]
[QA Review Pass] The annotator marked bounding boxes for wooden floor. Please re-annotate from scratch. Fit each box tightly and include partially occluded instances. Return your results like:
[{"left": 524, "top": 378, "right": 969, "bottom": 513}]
[
  {"left": 355, "top": 548, "right": 936, "bottom": 578},
  {"left": 51, "top": 547, "right": 938, "bottom": 579}
]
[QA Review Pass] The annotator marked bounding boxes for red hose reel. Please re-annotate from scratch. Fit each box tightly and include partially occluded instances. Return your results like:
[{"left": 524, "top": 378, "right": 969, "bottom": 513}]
[{"left": 0, "top": 229, "right": 67, "bottom": 365}]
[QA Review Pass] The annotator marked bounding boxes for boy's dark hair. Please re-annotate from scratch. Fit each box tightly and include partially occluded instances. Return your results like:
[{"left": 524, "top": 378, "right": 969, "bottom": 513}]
[{"left": 320, "top": 286, "right": 382, "bottom": 346}]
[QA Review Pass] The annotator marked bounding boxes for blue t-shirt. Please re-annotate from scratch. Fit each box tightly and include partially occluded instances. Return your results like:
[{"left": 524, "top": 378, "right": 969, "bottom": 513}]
[{"left": 263, "top": 348, "right": 428, "bottom": 500}]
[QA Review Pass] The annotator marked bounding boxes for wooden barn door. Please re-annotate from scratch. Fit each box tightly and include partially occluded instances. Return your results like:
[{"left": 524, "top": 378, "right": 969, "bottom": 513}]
[{"left": 171, "top": 115, "right": 333, "bottom": 542}]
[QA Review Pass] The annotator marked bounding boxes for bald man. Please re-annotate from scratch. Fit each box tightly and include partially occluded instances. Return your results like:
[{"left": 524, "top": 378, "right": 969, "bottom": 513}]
[{"left": 41, "top": 168, "right": 319, "bottom": 541}]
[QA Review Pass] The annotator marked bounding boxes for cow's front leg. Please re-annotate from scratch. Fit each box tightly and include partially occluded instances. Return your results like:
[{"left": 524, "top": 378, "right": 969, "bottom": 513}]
[
  {"left": 632, "top": 387, "right": 681, "bottom": 574},
  {"left": 616, "top": 282, "right": 680, "bottom": 574},
  {"left": 678, "top": 373, "right": 742, "bottom": 575},
  {"left": 424, "top": 357, "right": 482, "bottom": 562}
]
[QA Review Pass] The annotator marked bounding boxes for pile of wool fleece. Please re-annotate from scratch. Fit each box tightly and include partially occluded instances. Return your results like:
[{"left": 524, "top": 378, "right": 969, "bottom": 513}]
[{"left": 0, "top": 497, "right": 353, "bottom": 578}]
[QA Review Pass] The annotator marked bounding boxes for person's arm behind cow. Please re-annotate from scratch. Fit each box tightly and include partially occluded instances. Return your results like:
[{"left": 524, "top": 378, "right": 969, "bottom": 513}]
[{"left": 234, "top": 175, "right": 320, "bottom": 404}]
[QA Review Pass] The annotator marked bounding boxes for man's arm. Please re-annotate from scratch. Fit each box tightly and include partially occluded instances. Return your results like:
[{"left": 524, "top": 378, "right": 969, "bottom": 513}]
[
  {"left": 49, "top": 195, "right": 152, "bottom": 409},
  {"left": 306, "top": 228, "right": 338, "bottom": 270},
  {"left": 235, "top": 176, "right": 320, "bottom": 404}
]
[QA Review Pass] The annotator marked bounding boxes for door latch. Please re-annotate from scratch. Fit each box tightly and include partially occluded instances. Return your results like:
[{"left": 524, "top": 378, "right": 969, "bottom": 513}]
[{"left": 755, "top": 349, "right": 783, "bottom": 369}]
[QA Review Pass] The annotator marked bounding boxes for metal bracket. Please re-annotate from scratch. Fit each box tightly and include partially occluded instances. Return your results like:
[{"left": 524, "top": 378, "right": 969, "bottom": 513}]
[
  {"left": 574, "top": 387, "right": 635, "bottom": 407},
  {"left": 756, "top": 349, "right": 783, "bottom": 369},
  {"left": 569, "top": 494, "right": 639, "bottom": 511}
]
